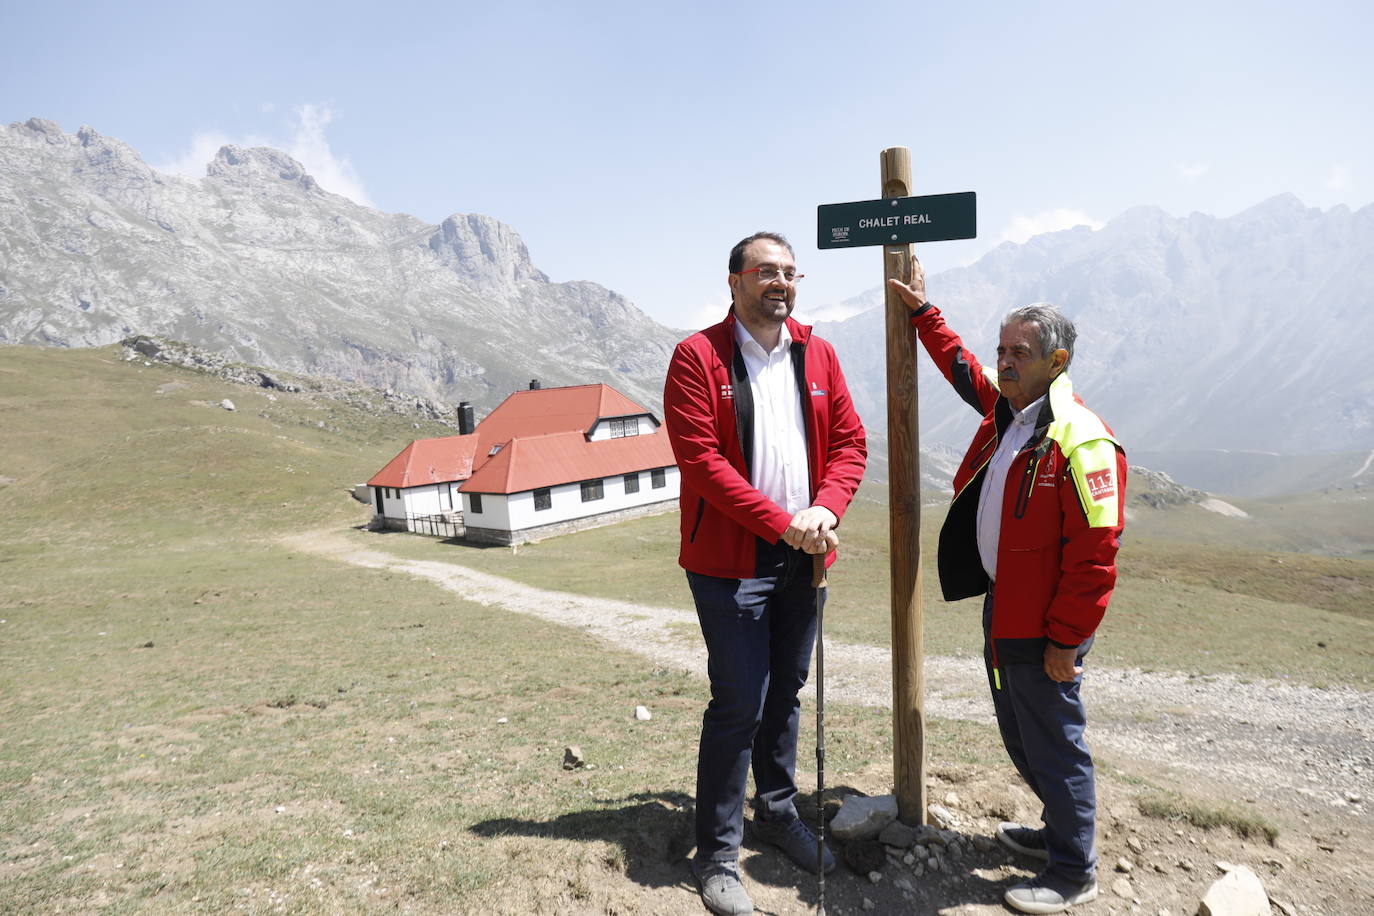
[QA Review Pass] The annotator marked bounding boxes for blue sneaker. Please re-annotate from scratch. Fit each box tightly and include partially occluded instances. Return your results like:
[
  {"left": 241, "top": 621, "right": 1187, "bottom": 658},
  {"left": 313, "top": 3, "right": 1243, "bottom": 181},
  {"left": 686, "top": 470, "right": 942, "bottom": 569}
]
[
  {"left": 998, "top": 821, "right": 1050, "bottom": 861},
  {"left": 753, "top": 814, "right": 837, "bottom": 875}
]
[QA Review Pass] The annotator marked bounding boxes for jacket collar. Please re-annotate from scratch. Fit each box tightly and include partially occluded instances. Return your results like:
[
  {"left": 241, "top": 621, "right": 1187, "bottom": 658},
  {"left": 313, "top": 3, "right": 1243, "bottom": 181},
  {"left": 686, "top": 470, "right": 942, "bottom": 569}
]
[
  {"left": 721, "top": 308, "right": 812, "bottom": 346},
  {"left": 995, "top": 372, "right": 1069, "bottom": 439}
]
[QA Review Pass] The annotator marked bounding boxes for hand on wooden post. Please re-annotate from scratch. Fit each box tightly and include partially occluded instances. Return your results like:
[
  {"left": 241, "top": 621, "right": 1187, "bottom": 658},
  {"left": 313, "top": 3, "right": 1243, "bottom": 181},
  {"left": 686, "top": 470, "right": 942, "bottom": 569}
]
[{"left": 886, "top": 256, "right": 927, "bottom": 311}]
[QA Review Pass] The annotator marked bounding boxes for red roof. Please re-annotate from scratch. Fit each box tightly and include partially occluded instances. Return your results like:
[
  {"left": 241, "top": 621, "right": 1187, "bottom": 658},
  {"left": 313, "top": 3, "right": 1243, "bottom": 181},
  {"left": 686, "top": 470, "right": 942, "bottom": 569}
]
[
  {"left": 460, "top": 428, "right": 675, "bottom": 494},
  {"left": 370, "top": 384, "right": 671, "bottom": 495},
  {"left": 471, "top": 384, "right": 653, "bottom": 455},
  {"left": 367, "top": 434, "right": 479, "bottom": 488}
]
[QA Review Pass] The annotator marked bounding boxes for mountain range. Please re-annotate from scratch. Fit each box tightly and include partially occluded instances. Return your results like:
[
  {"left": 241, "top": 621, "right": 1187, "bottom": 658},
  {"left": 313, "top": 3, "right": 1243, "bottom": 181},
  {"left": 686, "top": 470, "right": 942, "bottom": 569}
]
[
  {"left": 3, "top": 116, "right": 1372, "bottom": 479},
  {"left": 817, "top": 194, "right": 1374, "bottom": 456},
  {"left": 0, "top": 117, "right": 679, "bottom": 413}
]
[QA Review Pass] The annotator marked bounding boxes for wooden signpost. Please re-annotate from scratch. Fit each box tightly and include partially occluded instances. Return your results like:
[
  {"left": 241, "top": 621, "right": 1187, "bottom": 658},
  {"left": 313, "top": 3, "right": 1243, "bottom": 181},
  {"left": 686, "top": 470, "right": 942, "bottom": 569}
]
[{"left": 817, "top": 149, "right": 977, "bottom": 824}]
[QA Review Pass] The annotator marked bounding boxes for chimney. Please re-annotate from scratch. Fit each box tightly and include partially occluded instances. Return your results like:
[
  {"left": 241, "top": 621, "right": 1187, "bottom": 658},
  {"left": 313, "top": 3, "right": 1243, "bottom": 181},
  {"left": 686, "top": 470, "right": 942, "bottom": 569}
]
[
  {"left": 529, "top": 379, "right": 541, "bottom": 390},
  {"left": 457, "top": 401, "right": 475, "bottom": 435}
]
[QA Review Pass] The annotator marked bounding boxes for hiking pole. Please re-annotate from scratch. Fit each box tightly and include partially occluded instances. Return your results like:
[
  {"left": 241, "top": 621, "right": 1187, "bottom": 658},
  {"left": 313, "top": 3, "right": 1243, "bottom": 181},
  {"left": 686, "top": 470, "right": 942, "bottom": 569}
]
[{"left": 812, "top": 551, "right": 828, "bottom": 916}]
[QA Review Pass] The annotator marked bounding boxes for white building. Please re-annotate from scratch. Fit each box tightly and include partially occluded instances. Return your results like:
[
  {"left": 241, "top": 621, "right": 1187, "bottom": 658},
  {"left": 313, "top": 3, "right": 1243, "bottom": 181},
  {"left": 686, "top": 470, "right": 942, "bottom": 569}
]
[{"left": 367, "top": 383, "right": 679, "bottom": 545}]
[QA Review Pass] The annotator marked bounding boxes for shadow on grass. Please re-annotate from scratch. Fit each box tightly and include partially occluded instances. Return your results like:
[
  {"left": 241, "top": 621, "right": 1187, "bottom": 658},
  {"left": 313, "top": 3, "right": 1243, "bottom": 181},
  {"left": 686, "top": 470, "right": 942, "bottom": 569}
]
[
  {"left": 469, "top": 790, "right": 696, "bottom": 889},
  {"left": 475, "top": 784, "right": 1019, "bottom": 907}
]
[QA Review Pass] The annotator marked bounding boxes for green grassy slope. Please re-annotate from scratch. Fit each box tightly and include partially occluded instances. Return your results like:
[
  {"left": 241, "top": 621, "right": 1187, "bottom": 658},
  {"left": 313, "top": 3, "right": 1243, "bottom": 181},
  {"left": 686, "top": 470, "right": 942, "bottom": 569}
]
[
  {"left": 1, "top": 344, "right": 1369, "bottom": 913},
  {"left": 0, "top": 346, "right": 977, "bottom": 912}
]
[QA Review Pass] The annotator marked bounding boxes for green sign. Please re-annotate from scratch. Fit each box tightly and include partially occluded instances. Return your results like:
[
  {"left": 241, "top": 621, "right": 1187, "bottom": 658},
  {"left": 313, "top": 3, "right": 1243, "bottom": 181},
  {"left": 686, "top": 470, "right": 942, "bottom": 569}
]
[{"left": 817, "top": 191, "right": 977, "bottom": 249}]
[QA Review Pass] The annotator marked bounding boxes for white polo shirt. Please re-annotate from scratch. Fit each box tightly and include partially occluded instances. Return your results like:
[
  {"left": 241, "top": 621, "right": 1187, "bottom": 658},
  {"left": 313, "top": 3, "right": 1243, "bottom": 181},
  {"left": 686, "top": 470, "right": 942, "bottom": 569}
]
[
  {"left": 976, "top": 393, "right": 1046, "bottom": 580},
  {"left": 734, "top": 319, "right": 810, "bottom": 516}
]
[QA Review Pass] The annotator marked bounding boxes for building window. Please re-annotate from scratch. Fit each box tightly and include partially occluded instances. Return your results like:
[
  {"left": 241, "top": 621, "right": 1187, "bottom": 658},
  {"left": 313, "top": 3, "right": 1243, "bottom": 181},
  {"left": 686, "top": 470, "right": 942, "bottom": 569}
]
[
  {"left": 534, "top": 487, "right": 552, "bottom": 511},
  {"left": 580, "top": 479, "right": 604, "bottom": 502},
  {"left": 608, "top": 417, "right": 639, "bottom": 438},
  {"left": 651, "top": 468, "right": 666, "bottom": 489},
  {"left": 624, "top": 472, "right": 640, "bottom": 494},
  {"left": 469, "top": 493, "right": 483, "bottom": 514}
]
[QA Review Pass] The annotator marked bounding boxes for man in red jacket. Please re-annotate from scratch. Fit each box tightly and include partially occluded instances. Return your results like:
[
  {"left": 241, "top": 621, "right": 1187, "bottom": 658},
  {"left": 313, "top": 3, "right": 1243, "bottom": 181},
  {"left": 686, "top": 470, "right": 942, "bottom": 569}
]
[
  {"left": 890, "top": 262, "right": 1126, "bottom": 914},
  {"left": 664, "top": 232, "right": 866, "bottom": 916}
]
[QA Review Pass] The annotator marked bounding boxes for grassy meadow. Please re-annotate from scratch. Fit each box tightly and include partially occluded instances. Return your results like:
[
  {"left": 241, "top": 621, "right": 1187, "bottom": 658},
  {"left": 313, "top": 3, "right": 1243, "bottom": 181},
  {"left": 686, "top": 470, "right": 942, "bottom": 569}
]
[{"left": 1, "top": 344, "right": 1370, "bottom": 913}]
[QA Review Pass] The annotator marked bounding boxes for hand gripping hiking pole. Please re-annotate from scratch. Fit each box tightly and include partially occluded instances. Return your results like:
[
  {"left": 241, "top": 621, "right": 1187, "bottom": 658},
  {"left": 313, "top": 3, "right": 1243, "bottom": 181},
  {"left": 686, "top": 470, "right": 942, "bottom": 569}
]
[{"left": 812, "top": 552, "right": 828, "bottom": 916}]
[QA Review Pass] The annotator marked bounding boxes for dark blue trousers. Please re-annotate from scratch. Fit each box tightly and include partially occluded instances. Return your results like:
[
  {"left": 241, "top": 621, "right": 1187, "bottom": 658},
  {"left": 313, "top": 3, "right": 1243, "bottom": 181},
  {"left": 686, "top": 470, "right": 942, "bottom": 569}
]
[
  {"left": 983, "top": 592, "right": 1097, "bottom": 885},
  {"left": 687, "top": 541, "right": 822, "bottom": 863}
]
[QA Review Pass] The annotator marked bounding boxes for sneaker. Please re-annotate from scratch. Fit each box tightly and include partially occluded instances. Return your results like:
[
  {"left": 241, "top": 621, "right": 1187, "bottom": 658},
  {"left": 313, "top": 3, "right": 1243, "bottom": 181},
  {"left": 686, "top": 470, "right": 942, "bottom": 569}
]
[
  {"left": 997, "top": 821, "right": 1050, "bottom": 861},
  {"left": 691, "top": 860, "right": 753, "bottom": 916},
  {"left": 1004, "top": 872, "right": 1099, "bottom": 914},
  {"left": 752, "top": 814, "right": 837, "bottom": 875}
]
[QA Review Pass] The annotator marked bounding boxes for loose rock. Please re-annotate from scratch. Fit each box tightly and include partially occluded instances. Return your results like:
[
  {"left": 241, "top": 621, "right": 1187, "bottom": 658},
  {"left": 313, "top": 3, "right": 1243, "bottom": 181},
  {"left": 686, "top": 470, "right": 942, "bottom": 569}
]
[
  {"left": 831, "top": 794, "right": 898, "bottom": 840},
  {"left": 1116, "top": 856, "right": 1134, "bottom": 873},
  {"left": 634, "top": 705, "right": 652, "bottom": 721},
  {"left": 1111, "top": 877, "right": 1134, "bottom": 898},
  {"left": 927, "top": 803, "right": 958, "bottom": 829},
  {"left": 914, "top": 825, "right": 944, "bottom": 846},
  {"left": 1198, "top": 865, "right": 1270, "bottom": 916},
  {"left": 878, "top": 821, "right": 916, "bottom": 849},
  {"left": 220, "top": 398, "right": 236, "bottom": 411}
]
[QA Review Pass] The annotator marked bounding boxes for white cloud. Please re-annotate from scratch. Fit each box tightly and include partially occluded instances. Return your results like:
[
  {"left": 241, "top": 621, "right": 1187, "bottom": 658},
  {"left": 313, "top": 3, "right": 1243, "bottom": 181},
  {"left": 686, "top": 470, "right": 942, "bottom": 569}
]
[
  {"left": 999, "top": 209, "right": 1102, "bottom": 245},
  {"left": 151, "top": 103, "right": 372, "bottom": 207},
  {"left": 1177, "top": 162, "right": 1209, "bottom": 180},
  {"left": 283, "top": 103, "right": 372, "bottom": 207},
  {"left": 682, "top": 299, "right": 729, "bottom": 332},
  {"left": 155, "top": 130, "right": 237, "bottom": 178},
  {"left": 1324, "top": 163, "right": 1353, "bottom": 192}
]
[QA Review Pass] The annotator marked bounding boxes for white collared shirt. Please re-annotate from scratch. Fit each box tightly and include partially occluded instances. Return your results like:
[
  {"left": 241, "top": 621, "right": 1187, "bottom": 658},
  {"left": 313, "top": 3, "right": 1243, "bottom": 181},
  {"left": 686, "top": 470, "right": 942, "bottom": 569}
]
[
  {"left": 734, "top": 319, "right": 810, "bottom": 516},
  {"left": 976, "top": 393, "right": 1046, "bottom": 580}
]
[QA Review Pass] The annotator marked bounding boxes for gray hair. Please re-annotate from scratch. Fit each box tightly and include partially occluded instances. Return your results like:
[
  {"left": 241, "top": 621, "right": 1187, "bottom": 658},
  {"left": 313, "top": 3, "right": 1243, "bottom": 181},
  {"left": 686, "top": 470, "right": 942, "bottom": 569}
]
[{"left": 1002, "top": 302, "right": 1077, "bottom": 367}]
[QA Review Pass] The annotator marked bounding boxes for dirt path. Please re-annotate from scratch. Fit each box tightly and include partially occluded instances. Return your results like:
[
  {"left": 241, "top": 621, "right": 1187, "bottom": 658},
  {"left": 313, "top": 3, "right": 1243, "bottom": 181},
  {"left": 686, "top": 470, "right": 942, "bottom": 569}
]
[{"left": 284, "top": 529, "right": 1372, "bottom": 814}]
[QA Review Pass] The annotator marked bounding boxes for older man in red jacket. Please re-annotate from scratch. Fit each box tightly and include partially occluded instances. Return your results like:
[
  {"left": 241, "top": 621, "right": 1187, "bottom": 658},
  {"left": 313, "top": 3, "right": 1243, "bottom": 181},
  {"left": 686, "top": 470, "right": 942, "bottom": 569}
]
[
  {"left": 664, "top": 232, "right": 866, "bottom": 916},
  {"left": 891, "top": 261, "right": 1127, "bottom": 915}
]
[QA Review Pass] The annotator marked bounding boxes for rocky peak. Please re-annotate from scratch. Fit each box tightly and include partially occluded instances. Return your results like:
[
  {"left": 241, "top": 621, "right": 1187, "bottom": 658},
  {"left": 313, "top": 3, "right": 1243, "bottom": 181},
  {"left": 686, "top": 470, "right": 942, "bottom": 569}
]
[
  {"left": 207, "top": 145, "right": 320, "bottom": 192},
  {"left": 17, "top": 117, "right": 68, "bottom": 144},
  {"left": 426, "top": 212, "right": 549, "bottom": 292},
  {"left": 1129, "top": 465, "right": 1206, "bottom": 509}
]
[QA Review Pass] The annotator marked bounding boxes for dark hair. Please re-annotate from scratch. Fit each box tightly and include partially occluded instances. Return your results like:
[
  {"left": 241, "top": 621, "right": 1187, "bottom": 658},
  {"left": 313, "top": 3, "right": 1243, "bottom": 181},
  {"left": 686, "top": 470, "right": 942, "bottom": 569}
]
[
  {"left": 1002, "top": 302, "right": 1077, "bottom": 368},
  {"left": 728, "top": 231, "right": 793, "bottom": 274}
]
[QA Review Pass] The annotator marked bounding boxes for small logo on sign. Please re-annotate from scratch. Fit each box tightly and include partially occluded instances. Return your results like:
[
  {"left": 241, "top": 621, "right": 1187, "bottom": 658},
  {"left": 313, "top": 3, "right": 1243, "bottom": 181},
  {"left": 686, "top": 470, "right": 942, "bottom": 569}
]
[
  {"left": 831, "top": 226, "right": 850, "bottom": 242},
  {"left": 1085, "top": 468, "right": 1115, "bottom": 502}
]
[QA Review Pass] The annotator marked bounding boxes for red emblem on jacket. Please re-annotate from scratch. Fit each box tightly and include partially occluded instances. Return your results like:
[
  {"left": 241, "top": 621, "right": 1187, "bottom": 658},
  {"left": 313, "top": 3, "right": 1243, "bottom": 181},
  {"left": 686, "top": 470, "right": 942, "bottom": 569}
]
[{"left": 1085, "top": 468, "right": 1115, "bottom": 501}]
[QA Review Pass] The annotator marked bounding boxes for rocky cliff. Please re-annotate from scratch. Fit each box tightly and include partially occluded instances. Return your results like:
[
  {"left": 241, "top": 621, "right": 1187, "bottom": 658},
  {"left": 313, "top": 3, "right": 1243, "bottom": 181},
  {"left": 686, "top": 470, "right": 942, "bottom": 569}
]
[{"left": 0, "top": 117, "right": 679, "bottom": 412}]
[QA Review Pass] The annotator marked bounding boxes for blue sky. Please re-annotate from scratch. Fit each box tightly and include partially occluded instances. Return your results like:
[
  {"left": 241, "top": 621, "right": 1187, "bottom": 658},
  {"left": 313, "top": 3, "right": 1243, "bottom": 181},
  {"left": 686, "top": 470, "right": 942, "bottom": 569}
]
[{"left": 2, "top": 0, "right": 1369, "bottom": 329}]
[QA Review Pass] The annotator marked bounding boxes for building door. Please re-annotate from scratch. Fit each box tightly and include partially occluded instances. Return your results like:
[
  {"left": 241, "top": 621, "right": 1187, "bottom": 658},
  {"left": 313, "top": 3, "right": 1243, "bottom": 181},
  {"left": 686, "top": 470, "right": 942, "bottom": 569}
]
[{"left": 374, "top": 488, "right": 384, "bottom": 515}]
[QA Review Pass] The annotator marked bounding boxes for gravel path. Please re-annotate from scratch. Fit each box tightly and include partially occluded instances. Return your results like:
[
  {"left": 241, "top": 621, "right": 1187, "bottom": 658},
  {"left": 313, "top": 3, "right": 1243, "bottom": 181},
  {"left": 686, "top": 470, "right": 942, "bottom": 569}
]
[{"left": 285, "top": 530, "right": 1372, "bottom": 813}]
